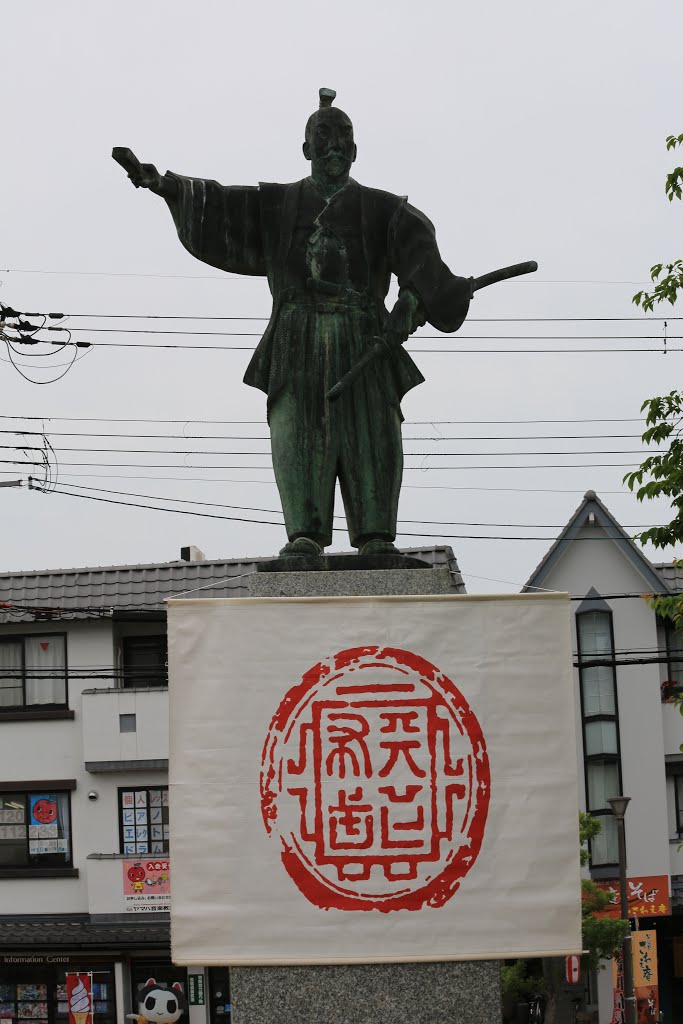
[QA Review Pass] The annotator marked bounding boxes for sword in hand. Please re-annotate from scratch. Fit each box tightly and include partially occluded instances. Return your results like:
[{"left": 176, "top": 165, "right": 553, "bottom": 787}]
[{"left": 326, "top": 260, "right": 538, "bottom": 402}]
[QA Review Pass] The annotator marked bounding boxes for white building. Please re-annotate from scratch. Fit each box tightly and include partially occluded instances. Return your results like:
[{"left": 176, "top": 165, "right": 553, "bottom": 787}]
[
  {"left": 524, "top": 489, "right": 683, "bottom": 1023},
  {"left": 0, "top": 546, "right": 461, "bottom": 1024},
  {"left": 4, "top": 507, "right": 681, "bottom": 1024}
]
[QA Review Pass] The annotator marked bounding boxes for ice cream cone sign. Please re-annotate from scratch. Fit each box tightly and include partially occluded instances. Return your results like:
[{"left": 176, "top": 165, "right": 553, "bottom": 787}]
[{"left": 66, "top": 974, "right": 93, "bottom": 1024}]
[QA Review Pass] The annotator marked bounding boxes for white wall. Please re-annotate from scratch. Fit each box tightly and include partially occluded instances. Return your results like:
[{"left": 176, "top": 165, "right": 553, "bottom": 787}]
[{"left": 82, "top": 687, "right": 169, "bottom": 763}]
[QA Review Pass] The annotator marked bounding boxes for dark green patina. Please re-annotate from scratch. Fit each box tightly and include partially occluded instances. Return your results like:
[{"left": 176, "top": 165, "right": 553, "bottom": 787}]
[{"left": 113, "top": 89, "right": 501, "bottom": 561}]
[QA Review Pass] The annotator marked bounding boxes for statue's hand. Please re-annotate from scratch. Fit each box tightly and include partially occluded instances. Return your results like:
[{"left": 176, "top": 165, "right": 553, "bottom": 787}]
[
  {"left": 386, "top": 288, "right": 427, "bottom": 343},
  {"left": 112, "top": 147, "right": 164, "bottom": 193}
]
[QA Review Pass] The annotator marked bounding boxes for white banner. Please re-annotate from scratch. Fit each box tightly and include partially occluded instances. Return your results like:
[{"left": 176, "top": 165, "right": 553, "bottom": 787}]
[{"left": 168, "top": 593, "right": 581, "bottom": 965}]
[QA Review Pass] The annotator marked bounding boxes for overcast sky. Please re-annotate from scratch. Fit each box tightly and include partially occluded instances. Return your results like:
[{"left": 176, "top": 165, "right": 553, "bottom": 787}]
[{"left": 1, "top": 0, "right": 681, "bottom": 592}]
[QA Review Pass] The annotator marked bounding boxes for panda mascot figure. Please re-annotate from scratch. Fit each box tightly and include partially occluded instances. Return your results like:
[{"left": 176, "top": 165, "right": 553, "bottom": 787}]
[{"left": 128, "top": 979, "right": 187, "bottom": 1024}]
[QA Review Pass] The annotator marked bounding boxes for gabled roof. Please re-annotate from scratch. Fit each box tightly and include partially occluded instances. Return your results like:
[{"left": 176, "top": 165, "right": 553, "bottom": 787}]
[
  {"left": 523, "top": 490, "right": 672, "bottom": 595},
  {"left": 0, "top": 546, "right": 464, "bottom": 623}
]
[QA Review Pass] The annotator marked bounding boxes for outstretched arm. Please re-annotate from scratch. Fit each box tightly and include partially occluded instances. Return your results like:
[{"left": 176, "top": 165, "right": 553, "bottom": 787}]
[
  {"left": 112, "top": 149, "right": 266, "bottom": 278},
  {"left": 112, "top": 147, "right": 178, "bottom": 200}
]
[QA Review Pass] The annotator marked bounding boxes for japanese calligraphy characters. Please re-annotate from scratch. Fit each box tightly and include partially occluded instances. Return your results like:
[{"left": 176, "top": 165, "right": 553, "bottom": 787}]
[{"left": 260, "top": 645, "right": 490, "bottom": 912}]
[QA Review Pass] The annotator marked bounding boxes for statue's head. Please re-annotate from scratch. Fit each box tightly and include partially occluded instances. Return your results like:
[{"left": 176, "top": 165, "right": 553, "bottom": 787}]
[{"left": 303, "top": 88, "right": 356, "bottom": 182}]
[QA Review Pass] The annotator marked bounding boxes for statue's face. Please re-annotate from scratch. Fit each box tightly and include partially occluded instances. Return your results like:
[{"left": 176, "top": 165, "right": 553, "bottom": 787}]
[{"left": 304, "top": 108, "right": 356, "bottom": 181}]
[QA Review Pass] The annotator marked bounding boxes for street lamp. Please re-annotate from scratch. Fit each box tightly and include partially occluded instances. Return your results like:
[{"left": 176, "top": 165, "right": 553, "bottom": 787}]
[{"left": 608, "top": 796, "right": 634, "bottom": 1024}]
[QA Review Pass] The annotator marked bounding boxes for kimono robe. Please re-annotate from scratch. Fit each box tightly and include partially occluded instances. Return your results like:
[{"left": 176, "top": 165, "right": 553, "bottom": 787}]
[{"left": 164, "top": 174, "right": 471, "bottom": 548}]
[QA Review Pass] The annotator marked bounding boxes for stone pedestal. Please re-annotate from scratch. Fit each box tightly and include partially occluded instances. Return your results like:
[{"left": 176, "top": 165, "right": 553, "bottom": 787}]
[
  {"left": 231, "top": 961, "right": 501, "bottom": 1024},
  {"left": 232, "top": 567, "right": 502, "bottom": 1024}
]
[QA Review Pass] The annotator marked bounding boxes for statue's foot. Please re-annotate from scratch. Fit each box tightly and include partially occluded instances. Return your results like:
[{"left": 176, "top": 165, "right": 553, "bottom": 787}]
[
  {"left": 279, "top": 537, "right": 323, "bottom": 557},
  {"left": 358, "top": 538, "right": 401, "bottom": 557}
]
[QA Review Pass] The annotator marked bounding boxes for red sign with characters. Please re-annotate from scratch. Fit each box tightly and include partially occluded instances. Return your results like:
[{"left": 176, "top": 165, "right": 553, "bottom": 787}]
[
  {"left": 566, "top": 954, "right": 580, "bottom": 984},
  {"left": 595, "top": 874, "right": 670, "bottom": 919},
  {"left": 260, "top": 645, "right": 490, "bottom": 912}
]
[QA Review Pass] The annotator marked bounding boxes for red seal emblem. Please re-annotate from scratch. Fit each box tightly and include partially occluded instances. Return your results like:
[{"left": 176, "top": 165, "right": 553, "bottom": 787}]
[{"left": 260, "top": 645, "right": 490, "bottom": 912}]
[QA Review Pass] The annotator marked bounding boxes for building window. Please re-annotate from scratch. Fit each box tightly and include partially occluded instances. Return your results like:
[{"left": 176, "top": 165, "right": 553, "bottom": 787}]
[
  {"left": 0, "top": 789, "right": 72, "bottom": 867},
  {"left": 122, "top": 636, "right": 167, "bottom": 687},
  {"left": 665, "top": 622, "right": 683, "bottom": 691},
  {"left": 0, "top": 635, "right": 67, "bottom": 709},
  {"left": 119, "top": 786, "right": 169, "bottom": 855},
  {"left": 675, "top": 777, "right": 683, "bottom": 837},
  {"left": 577, "top": 609, "right": 622, "bottom": 867}
]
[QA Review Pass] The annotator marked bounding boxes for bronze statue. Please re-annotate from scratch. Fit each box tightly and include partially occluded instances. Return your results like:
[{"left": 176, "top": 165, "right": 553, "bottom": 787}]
[{"left": 114, "top": 88, "right": 535, "bottom": 560}]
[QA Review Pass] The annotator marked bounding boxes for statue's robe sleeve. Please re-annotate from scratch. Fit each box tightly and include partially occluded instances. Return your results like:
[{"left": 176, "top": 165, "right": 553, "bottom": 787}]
[
  {"left": 163, "top": 173, "right": 266, "bottom": 277},
  {"left": 389, "top": 201, "right": 471, "bottom": 333}
]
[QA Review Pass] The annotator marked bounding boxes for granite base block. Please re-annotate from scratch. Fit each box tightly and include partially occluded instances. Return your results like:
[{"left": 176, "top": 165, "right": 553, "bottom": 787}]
[
  {"left": 257, "top": 553, "right": 432, "bottom": 572},
  {"left": 248, "top": 567, "right": 454, "bottom": 598},
  {"left": 240, "top": 566, "right": 501, "bottom": 1024},
  {"left": 231, "top": 960, "right": 501, "bottom": 1024}
]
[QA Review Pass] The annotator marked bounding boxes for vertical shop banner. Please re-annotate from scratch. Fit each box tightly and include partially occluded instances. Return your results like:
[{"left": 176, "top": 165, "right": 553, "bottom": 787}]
[
  {"left": 611, "top": 953, "right": 625, "bottom": 1024},
  {"left": 122, "top": 859, "right": 171, "bottom": 911},
  {"left": 632, "top": 930, "right": 658, "bottom": 1024},
  {"left": 168, "top": 593, "right": 581, "bottom": 965},
  {"left": 65, "top": 974, "right": 92, "bottom": 1024}
]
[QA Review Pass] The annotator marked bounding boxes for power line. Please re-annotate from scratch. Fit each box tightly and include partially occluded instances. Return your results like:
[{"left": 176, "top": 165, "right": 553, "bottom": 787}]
[
  {"left": 0, "top": 267, "right": 659, "bottom": 285},
  {"left": 35, "top": 326, "right": 683, "bottom": 339},
  {"left": 0, "top": 414, "right": 647, "bottom": 425},
  {"left": 51, "top": 481, "right": 670, "bottom": 530},
  {"left": 31, "top": 483, "right": 667, "bottom": 542},
  {"left": 0, "top": 445, "right": 656, "bottom": 457},
  {"left": 12, "top": 459, "right": 648, "bottom": 470},
  {"left": 0, "top": 467, "right": 641, "bottom": 493},
  {"left": 9, "top": 337, "right": 680, "bottom": 354},
  {"left": 19, "top": 311, "right": 682, "bottom": 323},
  {"left": 0, "top": 428, "right": 651, "bottom": 441}
]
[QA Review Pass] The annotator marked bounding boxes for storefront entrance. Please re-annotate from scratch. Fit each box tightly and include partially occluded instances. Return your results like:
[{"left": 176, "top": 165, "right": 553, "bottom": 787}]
[{"left": 0, "top": 958, "right": 115, "bottom": 1024}]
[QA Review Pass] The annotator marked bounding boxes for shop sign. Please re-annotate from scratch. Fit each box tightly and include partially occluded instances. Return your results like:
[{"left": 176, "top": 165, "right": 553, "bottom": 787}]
[
  {"left": 0, "top": 954, "right": 115, "bottom": 966},
  {"left": 632, "top": 930, "right": 659, "bottom": 1024},
  {"left": 122, "top": 858, "right": 171, "bottom": 912},
  {"left": 611, "top": 952, "right": 625, "bottom": 1024},
  {"left": 66, "top": 973, "right": 93, "bottom": 1024},
  {"left": 594, "top": 874, "right": 670, "bottom": 918},
  {"left": 188, "top": 975, "right": 205, "bottom": 1006}
]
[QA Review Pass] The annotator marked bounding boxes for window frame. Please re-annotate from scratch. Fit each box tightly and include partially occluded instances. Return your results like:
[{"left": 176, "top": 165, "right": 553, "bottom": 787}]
[
  {"left": 121, "top": 634, "right": 168, "bottom": 688},
  {"left": 118, "top": 785, "right": 170, "bottom": 856},
  {"left": 576, "top": 608, "right": 623, "bottom": 868},
  {"left": 664, "top": 620, "right": 683, "bottom": 695},
  {"left": 0, "top": 632, "right": 68, "bottom": 713},
  {"left": 0, "top": 779, "right": 76, "bottom": 876},
  {"left": 675, "top": 776, "right": 683, "bottom": 837}
]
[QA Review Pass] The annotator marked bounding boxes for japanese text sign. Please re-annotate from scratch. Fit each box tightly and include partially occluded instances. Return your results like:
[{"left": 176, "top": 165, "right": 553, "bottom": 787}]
[
  {"left": 123, "top": 858, "right": 171, "bottom": 912},
  {"left": 611, "top": 952, "right": 625, "bottom": 1024},
  {"left": 168, "top": 593, "right": 581, "bottom": 964},
  {"left": 596, "top": 875, "right": 670, "bottom": 919},
  {"left": 633, "top": 930, "right": 659, "bottom": 1024}
]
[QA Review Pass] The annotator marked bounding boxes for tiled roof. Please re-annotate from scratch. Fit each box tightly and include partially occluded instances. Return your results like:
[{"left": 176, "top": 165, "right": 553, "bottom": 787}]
[
  {"left": 0, "top": 914, "right": 169, "bottom": 950},
  {"left": 0, "top": 546, "right": 463, "bottom": 622},
  {"left": 654, "top": 562, "right": 683, "bottom": 594}
]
